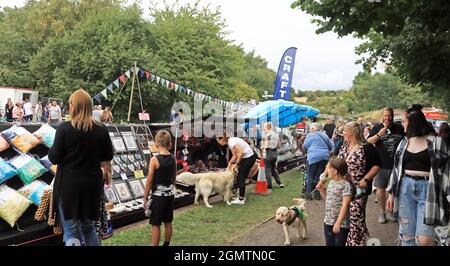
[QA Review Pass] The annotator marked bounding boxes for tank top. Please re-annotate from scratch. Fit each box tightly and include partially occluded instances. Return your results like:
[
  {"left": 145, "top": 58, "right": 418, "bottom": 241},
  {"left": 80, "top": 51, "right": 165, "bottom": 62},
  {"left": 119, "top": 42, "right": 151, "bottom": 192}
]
[
  {"left": 152, "top": 154, "right": 176, "bottom": 191},
  {"left": 403, "top": 149, "right": 431, "bottom": 172}
]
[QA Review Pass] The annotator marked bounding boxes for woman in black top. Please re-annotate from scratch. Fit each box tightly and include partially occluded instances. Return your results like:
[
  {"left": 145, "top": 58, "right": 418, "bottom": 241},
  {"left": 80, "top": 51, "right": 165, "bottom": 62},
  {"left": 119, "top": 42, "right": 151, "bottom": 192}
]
[
  {"left": 48, "top": 89, "right": 113, "bottom": 246},
  {"left": 5, "top": 98, "right": 13, "bottom": 122}
]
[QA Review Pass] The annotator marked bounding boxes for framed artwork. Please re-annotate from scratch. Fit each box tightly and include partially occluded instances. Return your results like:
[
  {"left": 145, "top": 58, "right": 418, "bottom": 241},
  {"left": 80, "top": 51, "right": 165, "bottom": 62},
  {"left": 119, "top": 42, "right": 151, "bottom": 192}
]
[
  {"left": 134, "top": 161, "right": 142, "bottom": 170},
  {"left": 113, "top": 181, "right": 133, "bottom": 201},
  {"left": 105, "top": 187, "right": 119, "bottom": 204},
  {"left": 122, "top": 132, "right": 138, "bottom": 151},
  {"left": 139, "top": 178, "right": 147, "bottom": 190},
  {"left": 128, "top": 179, "right": 145, "bottom": 198},
  {"left": 111, "top": 137, "right": 127, "bottom": 153}
]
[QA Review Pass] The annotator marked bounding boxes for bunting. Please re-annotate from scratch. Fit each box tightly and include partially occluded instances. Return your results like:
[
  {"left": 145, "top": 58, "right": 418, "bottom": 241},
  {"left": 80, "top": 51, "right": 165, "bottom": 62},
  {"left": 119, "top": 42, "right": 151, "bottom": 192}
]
[{"left": 97, "top": 65, "right": 237, "bottom": 110}]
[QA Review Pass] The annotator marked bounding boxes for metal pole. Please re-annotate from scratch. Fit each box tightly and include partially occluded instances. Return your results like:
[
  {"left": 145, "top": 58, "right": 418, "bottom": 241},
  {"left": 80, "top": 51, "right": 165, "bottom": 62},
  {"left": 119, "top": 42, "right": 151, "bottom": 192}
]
[{"left": 127, "top": 61, "right": 137, "bottom": 122}]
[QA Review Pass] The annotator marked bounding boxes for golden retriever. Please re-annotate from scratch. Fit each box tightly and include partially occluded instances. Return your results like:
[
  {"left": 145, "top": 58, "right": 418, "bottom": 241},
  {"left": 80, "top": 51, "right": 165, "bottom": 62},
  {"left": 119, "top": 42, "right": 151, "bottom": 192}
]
[
  {"left": 176, "top": 165, "right": 238, "bottom": 208},
  {"left": 275, "top": 198, "right": 308, "bottom": 246}
]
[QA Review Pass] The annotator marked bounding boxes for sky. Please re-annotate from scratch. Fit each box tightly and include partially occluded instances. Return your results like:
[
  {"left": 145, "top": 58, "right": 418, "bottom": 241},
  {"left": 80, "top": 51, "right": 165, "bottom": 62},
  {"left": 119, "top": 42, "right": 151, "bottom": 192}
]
[{"left": 0, "top": 0, "right": 364, "bottom": 91}]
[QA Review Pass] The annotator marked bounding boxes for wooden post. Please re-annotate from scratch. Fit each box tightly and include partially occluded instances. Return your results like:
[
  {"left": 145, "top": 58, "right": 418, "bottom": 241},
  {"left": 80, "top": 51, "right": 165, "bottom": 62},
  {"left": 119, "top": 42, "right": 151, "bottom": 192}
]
[{"left": 127, "top": 61, "right": 137, "bottom": 122}]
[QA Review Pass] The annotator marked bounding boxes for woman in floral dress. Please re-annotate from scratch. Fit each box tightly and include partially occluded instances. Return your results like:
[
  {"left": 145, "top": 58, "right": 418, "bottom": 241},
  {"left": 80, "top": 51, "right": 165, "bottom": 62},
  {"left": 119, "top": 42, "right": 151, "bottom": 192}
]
[{"left": 339, "top": 121, "right": 381, "bottom": 246}]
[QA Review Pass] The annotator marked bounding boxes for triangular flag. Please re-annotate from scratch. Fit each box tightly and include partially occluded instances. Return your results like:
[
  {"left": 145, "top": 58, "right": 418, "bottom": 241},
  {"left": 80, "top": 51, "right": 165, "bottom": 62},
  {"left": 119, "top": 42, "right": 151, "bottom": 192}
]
[
  {"left": 113, "top": 79, "right": 119, "bottom": 88},
  {"left": 93, "top": 94, "right": 102, "bottom": 103},
  {"left": 160, "top": 78, "right": 166, "bottom": 86},
  {"left": 165, "top": 80, "right": 170, "bottom": 88},
  {"left": 107, "top": 84, "right": 113, "bottom": 93},
  {"left": 187, "top": 89, "right": 191, "bottom": 95},
  {"left": 145, "top": 71, "right": 151, "bottom": 80},
  {"left": 156, "top": 76, "right": 161, "bottom": 84},
  {"left": 139, "top": 69, "right": 145, "bottom": 78},
  {"left": 134, "top": 66, "right": 140, "bottom": 74},
  {"left": 119, "top": 74, "right": 126, "bottom": 83},
  {"left": 180, "top": 86, "right": 185, "bottom": 93},
  {"left": 175, "top": 84, "right": 179, "bottom": 91},
  {"left": 100, "top": 89, "right": 108, "bottom": 99},
  {"left": 125, "top": 70, "right": 131, "bottom": 78},
  {"left": 151, "top": 74, "right": 156, "bottom": 82}
]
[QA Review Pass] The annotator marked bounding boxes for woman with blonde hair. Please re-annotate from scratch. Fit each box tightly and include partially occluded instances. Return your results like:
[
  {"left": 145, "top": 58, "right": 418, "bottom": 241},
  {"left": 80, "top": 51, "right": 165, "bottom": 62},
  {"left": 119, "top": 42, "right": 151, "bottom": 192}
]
[
  {"left": 338, "top": 121, "right": 380, "bottom": 245},
  {"left": 49, "top": 89, "right": 113, "bottom": 246}
]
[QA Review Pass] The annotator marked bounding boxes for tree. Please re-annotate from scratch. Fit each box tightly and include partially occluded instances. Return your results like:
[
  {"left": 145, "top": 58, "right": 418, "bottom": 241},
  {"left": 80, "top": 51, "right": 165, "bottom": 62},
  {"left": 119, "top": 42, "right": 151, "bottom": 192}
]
[
  {"left": 230, "top": 82, "right": 259, "bottom": 102},
  {"left": 0, "top": 0, "right": 276, "bottom": 121},
  {"left": 291, "top": 0, "right": 450, "bottom": 110}
]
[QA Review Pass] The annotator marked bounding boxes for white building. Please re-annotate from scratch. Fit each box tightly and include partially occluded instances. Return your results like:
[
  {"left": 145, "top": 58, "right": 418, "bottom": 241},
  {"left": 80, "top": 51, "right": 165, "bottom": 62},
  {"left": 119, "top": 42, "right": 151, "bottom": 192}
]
[{"left": 0, "top": 87, "right": 39, "bottom": 113}]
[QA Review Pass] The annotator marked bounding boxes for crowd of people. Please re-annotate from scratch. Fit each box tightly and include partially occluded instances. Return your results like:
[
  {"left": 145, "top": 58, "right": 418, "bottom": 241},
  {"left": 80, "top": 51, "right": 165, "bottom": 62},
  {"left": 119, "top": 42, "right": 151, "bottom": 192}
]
[
  {"left": 1, "top": 98, "right": 114, "bottom": 124},
  {"left": 296, "top": 106, "right": 449, "bottom": 246},
  {"left": 21, "top": 87, "right": 447, "bottom": 247}
]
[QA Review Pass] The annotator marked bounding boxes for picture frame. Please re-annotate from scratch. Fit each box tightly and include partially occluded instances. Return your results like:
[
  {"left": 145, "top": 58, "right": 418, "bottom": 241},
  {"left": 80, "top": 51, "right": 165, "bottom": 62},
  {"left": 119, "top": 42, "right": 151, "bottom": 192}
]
[
  {"left": 113, "top": 181, "right": 133, "bottom": 201},
  {"left": 139, "top": 178, "right": 147, "bottom": 190},
  {"left": 122, "top": 132, "right": 138, "bottom": 151},
  {"left": 111, "top": 136, "right": 127, "bottom": 153},
  {"left": 105, "top": 186, "right": 119, "bottom": 204},
  {"left": 128, "top": 179, "right": 145, "bottom": 198}
]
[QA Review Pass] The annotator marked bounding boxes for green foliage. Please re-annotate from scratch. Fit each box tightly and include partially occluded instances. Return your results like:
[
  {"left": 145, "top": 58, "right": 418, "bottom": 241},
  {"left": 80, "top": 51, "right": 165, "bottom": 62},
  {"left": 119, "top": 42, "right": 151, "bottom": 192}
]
[
  {"left": 301, "top": 72, "right": 443, "bottom": 117},
  {"left": 230, "top": 82, "right": 259, "bottom": 102},
  {"left": 0, "top": 0, "right": 275, "bottom": 122},
  {"left": 291, "top": 0, "right": 450, "bottom": 108}
]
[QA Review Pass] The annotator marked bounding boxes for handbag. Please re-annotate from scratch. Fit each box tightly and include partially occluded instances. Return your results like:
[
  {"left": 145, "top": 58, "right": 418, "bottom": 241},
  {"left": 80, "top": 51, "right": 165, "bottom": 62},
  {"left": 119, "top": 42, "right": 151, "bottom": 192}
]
[{"left": 96, "top": 193, "right": 114, "bottom": 240}]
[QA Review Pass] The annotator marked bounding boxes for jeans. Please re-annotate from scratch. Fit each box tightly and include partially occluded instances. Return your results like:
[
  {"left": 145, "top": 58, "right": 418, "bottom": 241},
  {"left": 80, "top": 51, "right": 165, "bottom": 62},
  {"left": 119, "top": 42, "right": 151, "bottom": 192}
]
[
  {"left": 264, "top": 149, "right": 281, "bottom": 189},
  {"left": 59, "top": 200, "right": 100, "bottom": 246},
  {"left": 306, "top": 160, "right": 328, "bottom": 198},
  {"left": 398, "top": 176, "right": 436, "bottom": 246},
  {"left": 324, "top": 224, "right": 349, "bottom": 246}
]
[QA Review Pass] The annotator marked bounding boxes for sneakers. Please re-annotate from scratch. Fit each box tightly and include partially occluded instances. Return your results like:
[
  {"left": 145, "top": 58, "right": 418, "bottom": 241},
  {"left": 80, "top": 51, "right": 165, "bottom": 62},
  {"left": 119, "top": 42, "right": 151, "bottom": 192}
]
[
  {"left": 230, "top": 197, "right": 246, "bottom": 205},
  {"left": 301, "top": 193, "right": 312, "bottom": 200},
  {"left": 279, "top": 183, "right": 285, "bottom": 188},
  {"left": 378, "top": 213, "right": 387, "bottom": 224}
]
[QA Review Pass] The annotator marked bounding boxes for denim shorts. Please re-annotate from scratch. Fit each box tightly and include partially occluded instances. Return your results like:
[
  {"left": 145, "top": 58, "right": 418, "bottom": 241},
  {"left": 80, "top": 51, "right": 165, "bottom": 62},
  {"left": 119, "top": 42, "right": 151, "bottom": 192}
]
[
  {"left": 398, "top": 176, "right": 436, "bottom": 243},
  {"left": 373, "top": 168, "right": 391, "bottom": 189}
]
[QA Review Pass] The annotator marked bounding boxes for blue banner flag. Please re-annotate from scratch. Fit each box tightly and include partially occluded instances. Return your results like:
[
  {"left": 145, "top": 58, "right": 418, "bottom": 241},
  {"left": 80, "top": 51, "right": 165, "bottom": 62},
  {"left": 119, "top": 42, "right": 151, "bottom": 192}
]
[{"left": 273, "top": 47, "right": 297, "bottom": 100}]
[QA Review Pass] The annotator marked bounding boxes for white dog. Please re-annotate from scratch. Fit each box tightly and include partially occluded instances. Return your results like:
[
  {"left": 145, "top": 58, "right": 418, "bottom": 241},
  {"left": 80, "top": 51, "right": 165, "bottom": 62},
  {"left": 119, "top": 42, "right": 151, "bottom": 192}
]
[
  {"left": 275, "top": 198, "right": 308, "bottom": 246},
  {"left": 176, "top": 166, "right": 238, "bottom": 208}
]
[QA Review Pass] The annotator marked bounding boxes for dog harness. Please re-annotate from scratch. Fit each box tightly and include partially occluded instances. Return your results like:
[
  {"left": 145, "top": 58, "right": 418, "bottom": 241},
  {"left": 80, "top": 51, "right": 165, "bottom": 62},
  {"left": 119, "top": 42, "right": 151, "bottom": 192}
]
[{"left": 286, "top": 206, "right": 307, "bottom": 225}]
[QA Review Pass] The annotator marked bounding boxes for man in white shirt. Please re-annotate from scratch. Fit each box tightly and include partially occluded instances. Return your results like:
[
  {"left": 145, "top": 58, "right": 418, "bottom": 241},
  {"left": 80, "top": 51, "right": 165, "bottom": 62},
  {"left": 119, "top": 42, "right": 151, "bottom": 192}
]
[
  {"left": 48, "top": 101, "right": 62, "bottom": 123},
  {"left": 23, "top": 99, "right": 33, "bottom": 122}
]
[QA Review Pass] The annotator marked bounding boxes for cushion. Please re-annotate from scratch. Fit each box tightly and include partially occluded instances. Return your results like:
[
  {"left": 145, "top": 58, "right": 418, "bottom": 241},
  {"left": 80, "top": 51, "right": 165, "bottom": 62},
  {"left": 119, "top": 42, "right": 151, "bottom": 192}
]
[
  {"left": 0, "top": 158, "right": 17, "bottom": 184},
  {"left": 8, "top": 127, "right": 40, "bottom": 154},
  {"left": 39, "top": 155, "right": 57, "bottom": 175},
  {"left": 0, "top": 185, "right": 32, "bottom": 227},
  {"left": 0, "top": 135, "right": 10, "bottom": 152},
  {"left": 18, "top": 180, "right": 49, "bottom": 206},
  {"left": 33, "top": 124, "right": 56, "bottom": 148},
  {"left": 10, "top": 154, "right": 47, "bottom": 185}
]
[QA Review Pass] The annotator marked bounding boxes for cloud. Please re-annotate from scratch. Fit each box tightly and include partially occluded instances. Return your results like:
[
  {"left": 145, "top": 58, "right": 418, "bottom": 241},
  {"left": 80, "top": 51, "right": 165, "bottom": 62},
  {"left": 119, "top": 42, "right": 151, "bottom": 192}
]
[{"left": 296, "top": 70, "right": 351, "bottom": 91}]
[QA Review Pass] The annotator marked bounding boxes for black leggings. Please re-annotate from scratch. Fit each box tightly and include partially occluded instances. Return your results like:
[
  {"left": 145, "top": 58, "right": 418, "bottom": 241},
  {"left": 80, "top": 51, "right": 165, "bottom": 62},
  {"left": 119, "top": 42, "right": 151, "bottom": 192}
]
[{"left": 237, "top": 154, "right": 256, "bottom": 198}]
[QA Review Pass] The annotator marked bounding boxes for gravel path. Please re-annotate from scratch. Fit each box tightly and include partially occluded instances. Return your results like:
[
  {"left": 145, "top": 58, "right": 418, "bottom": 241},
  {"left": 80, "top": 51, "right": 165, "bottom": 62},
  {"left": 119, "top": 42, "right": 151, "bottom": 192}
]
[{"left": 228, "top": 194, "right": 399, "bottom": 246}]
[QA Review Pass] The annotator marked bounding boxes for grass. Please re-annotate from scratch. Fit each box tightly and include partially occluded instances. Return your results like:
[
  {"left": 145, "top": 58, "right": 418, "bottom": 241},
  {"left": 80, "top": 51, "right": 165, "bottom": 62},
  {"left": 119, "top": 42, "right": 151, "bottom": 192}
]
[{"left": 103, "top": 169, "right": 304, "bottom": 246}]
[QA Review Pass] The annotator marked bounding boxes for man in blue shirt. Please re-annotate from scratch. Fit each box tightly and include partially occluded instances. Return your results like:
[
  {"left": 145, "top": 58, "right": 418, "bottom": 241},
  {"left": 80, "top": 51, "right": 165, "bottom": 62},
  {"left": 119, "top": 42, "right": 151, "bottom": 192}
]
[{"left": 302, "top": 123, "right": 333, "bottom": 200}]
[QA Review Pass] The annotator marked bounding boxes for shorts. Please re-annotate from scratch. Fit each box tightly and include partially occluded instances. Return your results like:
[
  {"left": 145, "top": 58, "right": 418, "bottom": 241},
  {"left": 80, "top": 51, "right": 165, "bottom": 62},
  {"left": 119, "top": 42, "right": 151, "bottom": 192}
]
[
  {"left": 149, "top": 195, "right": 174, "bottom": 226},
  {"left": 373, "top": 168, "right": 391, "bottom": 189}
]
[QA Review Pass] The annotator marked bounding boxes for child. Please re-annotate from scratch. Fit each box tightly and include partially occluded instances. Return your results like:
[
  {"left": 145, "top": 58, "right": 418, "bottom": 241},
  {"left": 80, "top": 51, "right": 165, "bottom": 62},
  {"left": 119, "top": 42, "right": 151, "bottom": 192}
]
[
  {"left": 143, "top": 130, "right": 176, "bottom": 246},
  {"left": 316, "top": 156, "right": 352, "bottom": 246},
  {"left": 97, "top": 161, "right": 113, "bottom": 242}
]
